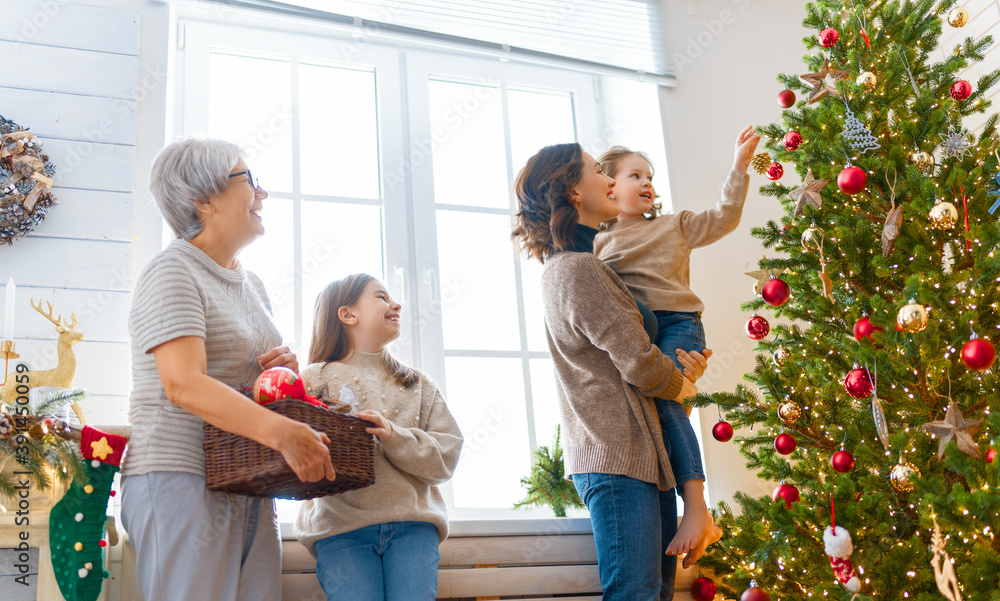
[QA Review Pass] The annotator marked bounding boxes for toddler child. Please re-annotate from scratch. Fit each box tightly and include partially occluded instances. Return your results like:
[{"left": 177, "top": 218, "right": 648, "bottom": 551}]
[
  {"left": 594, "top": 126, "right": 758, "bottom": 572},
  {"left": 296, "top": 273, "right": 464, "bottom": 601}
]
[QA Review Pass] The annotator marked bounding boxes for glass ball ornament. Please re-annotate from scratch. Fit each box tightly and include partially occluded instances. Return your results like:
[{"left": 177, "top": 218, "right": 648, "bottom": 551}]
[
  {"left": 832, "top": 449, "right": 855, "bottom": 473},
  {"left": 741, "top": 581, "right": 771, "bottom": 601},
  {"left": 801, "top": 225, "right": 823, "bottom": 251},
  {"left": 961, "top": 334, "right": 996, "bottom": 371},
  {"left": 948, "top": 7, "right": 970, "bottom": 27},
  {"left": 772, "top": 482, "right": 799, "bottom": 508},
  {"left": 889, "top": 460, "right": 920, "bottom": 492},
  {"left": 911, "top": 150, "right": 933, "bottom": 171},
  {"left": 987, "top": 447, "right": 996, "bottom": 463},
  {"left": 777, "top": 399, "right": 801, "bottom": 423},
  {"left": 929, "top": 200, "right": 959, "bottom": 229},
  {"left": 774, "top": 432, "right": 797, "bottom": 455},
  {"left": 844, "top": 366, "right": 873, "bottom": 398},
  {"left": 761, "top": 276, "right": 790, "bottom": 307},
  {"left": 897, "top": 299, "right": 928, "bottom": 333},
  {"left": 856, "top": 71, "right": 877, "bottom": 90},
  {"left": 783, "top": 130, "right": 802, "bottom": 151},
  {"left": 691, "top": 576, "right": 718, "bottom": 601},
  {"left": 837, "top": 165, "right": 867, "bottom": 195},
  {"left": 853, "top": 315, "right": 883, "bottom": 341},
  {"left": 951, "top": 80, "right": 973, "bottom": 101},
  {"left": 818, "top": 27, "right": 839, "bottom": 47},
  {"left": 712, "top": 419, "right": 734, "bottom": 442},
  {"left": 766, "top": 162, "right": 784, "bottom": 181},
  {"left": 777, "top": 89, "right": 796, "bottom": 108},
  {"left": 745, "top": 315, "right": 770, "bottom": 340},
  {"left": 772, "top": 346, "right": 790, "bottom": 367}
]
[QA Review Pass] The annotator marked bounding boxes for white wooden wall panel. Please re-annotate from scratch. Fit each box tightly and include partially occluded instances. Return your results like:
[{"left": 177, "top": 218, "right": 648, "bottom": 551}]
[
  {"left": 13, "top": 339, "right": 131, "bottom": 395},
  {"left": 0, "top": 43, "right": 141, "bottom": 99},
  {"left": 4, "top": 238, "right": 130, "bottom": 289},
  {"left": 938, "top": 1, "right": 1000, "bottom": 134},
  {"left": 35, "top": 189, "right": 134, "bottom": 241},
  {"left": 6, "top": 286, "right": 131, "bottom": 342},
  {"left": 0, "top": 1, "right": 140, "bottom": 55},
  {"left": 0, "top": 87, "right": 138, "bottom": 146},
  {"left": 43, "top": 138, "right": 137, "bottom": 192}
]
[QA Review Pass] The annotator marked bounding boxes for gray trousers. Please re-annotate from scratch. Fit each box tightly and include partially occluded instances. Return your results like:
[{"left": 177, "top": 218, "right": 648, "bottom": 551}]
[{"left": 121, "top": 472, "right": 281, "bottom": 601}]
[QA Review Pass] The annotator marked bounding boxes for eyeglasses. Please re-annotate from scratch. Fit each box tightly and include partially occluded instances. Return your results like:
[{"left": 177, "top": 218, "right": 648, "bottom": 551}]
[{"left": 228, "top": 170, "right": 259, "bottom": 190}]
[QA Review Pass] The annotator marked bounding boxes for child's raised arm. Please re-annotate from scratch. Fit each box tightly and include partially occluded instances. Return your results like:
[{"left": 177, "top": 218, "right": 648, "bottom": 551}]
[{"left": 732, "top": 125, "right": 760, "bottom": 174}]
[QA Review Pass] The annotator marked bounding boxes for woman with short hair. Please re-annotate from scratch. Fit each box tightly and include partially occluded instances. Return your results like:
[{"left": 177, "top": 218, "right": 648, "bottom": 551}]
[
  {"left": 511, "top": 143, "right": 706, "bottom": 601},
  {"left": 121, "top": 138, "right": 336, "bottom": 601}
]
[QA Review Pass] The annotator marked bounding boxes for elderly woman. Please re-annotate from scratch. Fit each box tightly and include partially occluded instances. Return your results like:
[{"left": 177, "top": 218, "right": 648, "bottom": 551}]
[
  {"left": 511, "top": 143, "right": 708, "bottom": 601},
  {"left": 121, "top": 138, "right": 335, "bottom": 601}
]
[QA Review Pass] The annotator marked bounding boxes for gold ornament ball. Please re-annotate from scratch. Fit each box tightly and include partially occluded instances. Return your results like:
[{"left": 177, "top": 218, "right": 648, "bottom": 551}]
[
  {"left": 911, "top": 150, "right": 933, "bottom": 171},
  {"left": 777, "top": 400, "right": 802, "bottom": 424},
  {"left": 897, "top": 300, "right": 928, "bottom": 333},
  {"left": 889, "top": 461, "right": 921, "bottom": 492},
  {"left": 753, "top": 279, "right": 765, "bottom": 297},
  {"left": 929, "top": 201, "right": 959, "bottom": 230},
  {"left": 801, "top": 225, "right": 823, "bottom": 251},
  {"left": 773, "top": 346, "right": 791, "bottom": 367},
  {"left": 856, "top": 71, "right": 877, "bottom": 90},
  {"left": 948, "top": 7, "right": 970, "bottom": 27}
]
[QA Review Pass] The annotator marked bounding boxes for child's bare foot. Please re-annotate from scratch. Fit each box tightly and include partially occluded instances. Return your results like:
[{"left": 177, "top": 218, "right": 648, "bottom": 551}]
[
  {"left": 682, "top": 518, "right": 723, "bottom": 569},
  {"left": 665, "top": 506, "right": 712, "bottom": 558}
]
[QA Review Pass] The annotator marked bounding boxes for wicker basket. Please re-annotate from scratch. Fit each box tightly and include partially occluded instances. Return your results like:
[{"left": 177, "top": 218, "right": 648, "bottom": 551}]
[{"left": 204, "top": 400, "right": 375, "bottom": 500}]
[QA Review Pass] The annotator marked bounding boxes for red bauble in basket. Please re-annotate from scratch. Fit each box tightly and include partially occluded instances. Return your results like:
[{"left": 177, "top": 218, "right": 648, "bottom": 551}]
[
  {"left": 713, "top": 420, "right": 734, "bottom": 442},
  {"left": 691, "top": 576, "right": 718, "bottom": 601},
  {"left": 961, "top": 337, "right": 996, "bottom": 371},
  {"left": 745, "top": 315, "right": 770, "bottom": 339},
  {"left": 772, "top": 482, "right": 799, "bottom": 508},
  {"left": 844, "top": 367, "right": 873, "bottom": 398},
  {"left": 254, "top": 366, "right": 326, "bottom": 408},
  {"left": 774, "top": 432, "right": 797, "bottom": 455},
  {"left": 761, "top": 277, "right": 790, "bottom": 307}
]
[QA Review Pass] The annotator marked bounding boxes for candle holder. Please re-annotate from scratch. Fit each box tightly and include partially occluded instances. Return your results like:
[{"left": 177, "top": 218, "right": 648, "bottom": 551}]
[{"left": 1, "top": 340, "right": 18, "bottom": 387}]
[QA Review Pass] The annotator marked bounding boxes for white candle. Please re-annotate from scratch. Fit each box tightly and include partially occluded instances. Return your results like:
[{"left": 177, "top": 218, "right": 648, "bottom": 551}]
[{"left": 3, "top": 278, "right": 14, "bottom": 342}]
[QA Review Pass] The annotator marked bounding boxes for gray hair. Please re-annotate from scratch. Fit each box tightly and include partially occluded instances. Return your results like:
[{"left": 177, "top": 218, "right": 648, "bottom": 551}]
[{"left": 150, "top": 138, "right": 246, "bottom": 239}]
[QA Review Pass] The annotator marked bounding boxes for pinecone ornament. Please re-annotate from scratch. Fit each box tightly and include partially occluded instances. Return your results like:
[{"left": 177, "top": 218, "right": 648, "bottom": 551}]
[
  {"left": 751, "top": 152, "right": 773, "bottom": 175},
  {"left": 0, "top": 411, "right": 14, "bottom": 441}
]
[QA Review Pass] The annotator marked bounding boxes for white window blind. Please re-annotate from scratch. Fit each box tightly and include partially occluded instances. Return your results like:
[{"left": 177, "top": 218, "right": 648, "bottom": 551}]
[{"left": 186, "top": 0, "right": 672, "bottom": 84}]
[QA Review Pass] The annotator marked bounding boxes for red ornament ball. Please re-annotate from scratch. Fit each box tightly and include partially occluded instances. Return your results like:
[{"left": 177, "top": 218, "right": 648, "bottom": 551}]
[
  {"left": 761, "top": 277, "right": 790, "bottom": 307},
  {"left": 819, "top": 27, "right": 840, "bottom": 47},
  {"left": 951, "top": 80, "right": 973, "bottom": 101},
  {"left": 99, "top": 539, "right": 108, "bottom": 548},
  {"left": 777, "top": 89, "right": 796, "bottom": 108},
  {"left": 961, "top": 337, "right": 996, "bottom": 371},
  {"left": 766, "top": 162, "right": 784, "bottom": 180},
  {"left": 741, "top": 586, "right": 771, "bottom": 601},
  {"left": 254, "top": 366, "right": 300, "bottom": 405},
  {"left": 837, "top": 166, "right": 867, "bottom": 195},
  {"left": 774, "top": 432, "right": 797, "bottom": 455},
  {"left": 783, "top": 130, "right": 803, "bottom": 151},
  {"left": 987, "top": 448, "right": 996, "bottom": 463},
  {"left": 745, "top": 315, "right": 770, "bottom": 340},
  {"left": 832, "top": 450, "right": 855, "bottom": 473},
  {"left": 772, "top": 482, "right": 800, "bottom": 509},
  {"left": 853, "top": 316, "right": 883, "bottom": 341},
  {"left": 691, "top": 576, "right": 718, "bottom": 601},
  {"left": 844, "top": 367, "right": 873, "bottom": 398},
  {"left": 713, "top": 420, "right": 735, "bottom": 442}
]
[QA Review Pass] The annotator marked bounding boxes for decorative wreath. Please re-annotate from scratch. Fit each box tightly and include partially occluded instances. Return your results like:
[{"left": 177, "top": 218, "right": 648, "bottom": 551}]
[{"left": 0, "top": 115, "right": 58, "bottom": 245}]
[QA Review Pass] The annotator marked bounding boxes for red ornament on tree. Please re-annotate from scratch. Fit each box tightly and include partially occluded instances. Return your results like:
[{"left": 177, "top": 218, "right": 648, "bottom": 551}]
[
  {"left": 819, "top": 27, "right": 840, "bottom": 47},
  {"left": 774, "top": 432, "right": 797, "bottom": 455},
  {"left": 844, "top": 367, "right": 873, "bottom": 398},
  {"left": 766, "top": 162, "right": 784, "bottom": 180},
  {"left": 741, "top": 582, "right": 771, "bottom": 601},
  {"left": 761, "top": 277, "right": 790, "bottom": 307},
  {"left": 713, "top": 420, "right": 734, "bottom": 442},
  {"left": 853, "top": 315, "right": 883, "bottom": 341},
  {"left": 987, "top": 448, "right": 996, "bottom": 463},
  {"left": 837, "top": 165, "right": 867, "bottom": 195},
  {"left": 783, "top": 130, "right": 803, "bottom": 151},
  {"left": 745, "top": 315, "right": 770, "bottom": 340},
  {"left": 772, "top": 482, "right": 800, "bottom": 508},
  {"left": 961, "top": 335, "right": 996, "bottom": 371},
  {"left": 951, "top": 80, "right": 972, "bottom": 101},
  {"left": 832, "top": 450, "right": 855, "bottom": 473},
  {"left": 691, "top": 576, "right": 718, "bottom": 601},
  {"left": 777, "top": 89, "right": 796, "bottom": 108}
]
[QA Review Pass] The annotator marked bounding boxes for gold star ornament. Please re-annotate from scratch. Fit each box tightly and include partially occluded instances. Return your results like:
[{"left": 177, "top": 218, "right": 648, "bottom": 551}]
[
  {"left": 922, "top": 401, "right": 982, "bottom": 459},
  {"left": 789, "top": 169, "right": 829, "bottom": 217},
  {"left": 800, "top": 58, "right": 850, "bottom": 104},
  {"left": 90, "top": 436, "right": 114, "bottom": 461}
]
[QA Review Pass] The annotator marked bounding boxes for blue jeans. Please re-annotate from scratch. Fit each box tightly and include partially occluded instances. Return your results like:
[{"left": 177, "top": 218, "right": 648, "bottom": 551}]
[
  {"left": 572, "top": 473, "right": 661, "bottom": 601},
  {"left": 313, "top": 521, "right": 440, "bottom": 601},
  {"left": 653, "top": 310, "right": 708, "bottom": 599}
]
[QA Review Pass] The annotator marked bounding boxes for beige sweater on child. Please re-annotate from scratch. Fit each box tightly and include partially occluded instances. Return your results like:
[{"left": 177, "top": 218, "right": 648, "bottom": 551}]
[
  {"left": 594, "top": 170, "right": 750, "bottom": 314},
  {"left": 295, "top": 351, "right": 463, "bottom": 554}
]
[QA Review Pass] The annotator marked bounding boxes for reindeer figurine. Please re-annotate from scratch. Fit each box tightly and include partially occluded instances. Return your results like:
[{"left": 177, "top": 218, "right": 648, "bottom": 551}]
[{"left": 0, "top": 299, "right": 86, "bottom": 423}]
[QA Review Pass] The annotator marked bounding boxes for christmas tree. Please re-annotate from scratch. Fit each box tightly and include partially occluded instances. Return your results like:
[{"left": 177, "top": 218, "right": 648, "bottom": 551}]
[
  {"left": 695, "top": 1, "right": 1000, "bottom": 599},
  {"left": 513, "top": 425, "right": 584, "bottom": 518}
]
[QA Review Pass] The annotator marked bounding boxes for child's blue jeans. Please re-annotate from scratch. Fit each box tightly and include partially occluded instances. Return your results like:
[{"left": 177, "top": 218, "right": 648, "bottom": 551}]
[
  {"left": 653, "top": 310, "right": 708, "bottom": 599},
  {"left": 313, "top": 521, "right": 440, "bottom": 600}
]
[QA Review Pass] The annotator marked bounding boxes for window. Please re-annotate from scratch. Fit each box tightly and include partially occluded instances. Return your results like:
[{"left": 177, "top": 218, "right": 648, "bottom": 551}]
[{"left": 177, "top": 17, "right": 671, "bottom": 520}]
